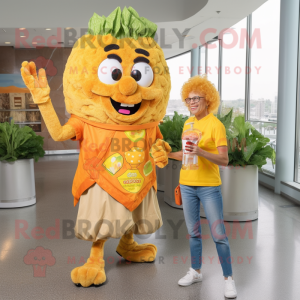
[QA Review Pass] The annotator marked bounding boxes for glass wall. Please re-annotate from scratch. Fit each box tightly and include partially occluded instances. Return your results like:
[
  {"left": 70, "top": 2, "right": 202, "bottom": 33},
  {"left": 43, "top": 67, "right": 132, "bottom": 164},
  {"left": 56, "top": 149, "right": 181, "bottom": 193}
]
[
  {"left": 296, "top": 87, "right": 300, "bottom": 183},
  {"left": 199, "top": 46, "right": 206, "bottom": 75},
  {"left": 165, "top": 51, "right": 191, "bottom": 117},
  {"left": 206, "top": 40, "right": 219, "bottom": 91},
  {"left": 221, "top": 18, "right": 247, "bottom": 118},
  {"left": 248, "top": 0, "right": 280, "bottom": 176},
  {"left": 166, "top": 0, "right": 299, "bottom": 181},
  {"left": 250, "top": 0, "right": 280, "bottom": 123},
  {"left": 296, "top": 125, "right": 300, "bottom": 182}
]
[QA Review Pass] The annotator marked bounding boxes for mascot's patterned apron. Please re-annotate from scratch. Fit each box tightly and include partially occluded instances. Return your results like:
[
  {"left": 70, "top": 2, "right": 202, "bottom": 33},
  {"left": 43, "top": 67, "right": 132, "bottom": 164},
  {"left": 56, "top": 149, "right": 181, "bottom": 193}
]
[{"left": 66, "top": 115, "right": 163, "bottom": 212}]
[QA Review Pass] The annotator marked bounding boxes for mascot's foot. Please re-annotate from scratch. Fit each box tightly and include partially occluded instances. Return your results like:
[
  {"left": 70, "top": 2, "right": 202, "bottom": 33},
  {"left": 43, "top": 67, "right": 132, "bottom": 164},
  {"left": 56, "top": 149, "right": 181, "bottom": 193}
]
[
  {"left": 71, "top": 240, "right": 106, "bottom": 287},
  {"left": 116, "top": 231, "right": 157, "bottom": 262}
]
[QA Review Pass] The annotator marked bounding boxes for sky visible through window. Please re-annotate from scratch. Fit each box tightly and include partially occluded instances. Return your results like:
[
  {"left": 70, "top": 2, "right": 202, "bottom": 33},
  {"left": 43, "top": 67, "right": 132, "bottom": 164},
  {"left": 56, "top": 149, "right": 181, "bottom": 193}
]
[{"left": 166, "top": 52, "right": 191, "bottom": 117}]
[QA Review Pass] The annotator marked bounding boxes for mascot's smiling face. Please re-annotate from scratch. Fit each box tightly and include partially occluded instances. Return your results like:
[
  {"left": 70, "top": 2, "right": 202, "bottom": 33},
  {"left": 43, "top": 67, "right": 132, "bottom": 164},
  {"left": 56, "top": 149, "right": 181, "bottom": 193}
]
[{"left": 63, "top": 34, "right": 171, "bottom": 125}]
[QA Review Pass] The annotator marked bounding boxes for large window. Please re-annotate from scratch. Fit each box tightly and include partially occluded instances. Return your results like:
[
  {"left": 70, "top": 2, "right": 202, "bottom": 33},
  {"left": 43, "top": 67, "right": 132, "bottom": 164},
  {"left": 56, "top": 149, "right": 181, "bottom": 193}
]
[
  {"left": 221, "top": 18, "right": 247, "bottom": 118},
  {"left": 296, "top": 80, "right": 300, "bottom": 183},
  {"left": 250, "top": 0, "right": 280, "bottom": 123},
  {"left": 206, "top": 40, "right": 219, "bottom": 91},
  {"left": 199, "top": 46, "right": 206, "bottom": 75},
  {"left": 248, "top": 0, "right": 280, "bottom": 176},
  {"left": 165, "top": 51, "right": 191, "bottom": 117},
  {"left": 296, "top": 123, "right": 300, "bottom": 182}
]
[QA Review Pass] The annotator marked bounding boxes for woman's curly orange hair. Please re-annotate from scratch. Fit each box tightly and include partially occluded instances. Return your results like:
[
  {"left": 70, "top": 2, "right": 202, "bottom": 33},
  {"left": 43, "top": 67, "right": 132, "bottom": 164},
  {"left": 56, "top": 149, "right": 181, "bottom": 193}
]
[{"left": 181, "top": 74, "right": 220, "bottom": 114}]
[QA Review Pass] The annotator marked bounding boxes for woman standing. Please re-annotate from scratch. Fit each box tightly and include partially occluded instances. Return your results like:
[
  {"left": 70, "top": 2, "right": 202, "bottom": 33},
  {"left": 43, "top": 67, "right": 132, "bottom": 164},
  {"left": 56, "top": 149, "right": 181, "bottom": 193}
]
[{"left": 169, "top": 75, "right": 237, "bottom": 298}]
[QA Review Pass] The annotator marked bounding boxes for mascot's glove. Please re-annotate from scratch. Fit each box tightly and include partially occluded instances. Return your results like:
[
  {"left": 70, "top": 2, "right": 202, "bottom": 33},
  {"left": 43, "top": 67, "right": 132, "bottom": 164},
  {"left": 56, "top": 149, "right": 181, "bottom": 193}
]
[
  {"left": 150, "top": 139, "right": 172, "bottom": 168},
  {"left": 20, "top": 61, "right": 51, "bottom": 104}
]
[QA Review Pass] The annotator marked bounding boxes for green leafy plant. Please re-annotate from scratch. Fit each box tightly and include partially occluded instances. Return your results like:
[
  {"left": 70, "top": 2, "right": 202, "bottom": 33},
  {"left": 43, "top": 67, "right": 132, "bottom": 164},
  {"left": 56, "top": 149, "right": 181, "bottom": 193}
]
[
  {"left": 217, "top": 108, "right": 276, "bottom": 169},
  {"left": 159, "top": 111, "right": 189, "bottom": 152},
  {"left": 0, "top": 120, "right": 45, "bottom": 162}
]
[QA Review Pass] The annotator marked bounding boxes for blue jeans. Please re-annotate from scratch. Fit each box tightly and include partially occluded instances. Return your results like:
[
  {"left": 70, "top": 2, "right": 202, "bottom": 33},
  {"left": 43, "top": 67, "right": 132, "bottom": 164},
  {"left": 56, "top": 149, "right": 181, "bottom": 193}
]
[{"left": 180, "top": 184, "right": 233, "bottom": 277}]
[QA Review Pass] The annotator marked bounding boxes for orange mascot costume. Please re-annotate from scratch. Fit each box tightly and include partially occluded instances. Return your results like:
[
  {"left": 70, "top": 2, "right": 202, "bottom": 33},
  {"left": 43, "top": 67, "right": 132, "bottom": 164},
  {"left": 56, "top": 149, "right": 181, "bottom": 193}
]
[{"left": 20, "top": 6, "right": 171, "bottom": 287}]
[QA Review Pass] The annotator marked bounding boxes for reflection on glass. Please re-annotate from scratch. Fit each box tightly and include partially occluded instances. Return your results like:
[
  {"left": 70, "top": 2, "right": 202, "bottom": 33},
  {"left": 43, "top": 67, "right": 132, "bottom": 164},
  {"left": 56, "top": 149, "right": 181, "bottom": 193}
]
[
  {"left": 166, "top": 52, "right": 191, "bottom": 117},
  {"left": 221, "top": 18, "right": 247, "bottom": 118},
  {"left": 250, "top": 0, "right": 280, "bottom": 122}
]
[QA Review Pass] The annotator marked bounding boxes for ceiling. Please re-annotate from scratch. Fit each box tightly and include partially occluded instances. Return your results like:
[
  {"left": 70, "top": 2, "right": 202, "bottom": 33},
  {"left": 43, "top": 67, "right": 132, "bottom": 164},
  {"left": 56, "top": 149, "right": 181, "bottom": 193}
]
[
  {"left": 0, "top": 0, "right": 209, "bottom": 25},
  {"left": 0, "top": 0, "right": 267, "bottom": 58}
]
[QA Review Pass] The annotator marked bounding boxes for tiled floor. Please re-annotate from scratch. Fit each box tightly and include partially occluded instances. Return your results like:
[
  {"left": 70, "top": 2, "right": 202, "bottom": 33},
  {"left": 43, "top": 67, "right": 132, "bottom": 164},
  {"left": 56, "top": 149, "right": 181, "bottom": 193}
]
[{"left": 0, "top": 155, "right": 300, "bottom": 300}]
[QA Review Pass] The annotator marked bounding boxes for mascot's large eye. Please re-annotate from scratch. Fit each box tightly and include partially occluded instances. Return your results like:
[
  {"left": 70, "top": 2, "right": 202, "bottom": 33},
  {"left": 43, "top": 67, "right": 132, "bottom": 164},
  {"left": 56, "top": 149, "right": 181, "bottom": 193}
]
[
  {"left": 131, "top": 62, "right": 153, "bottom": 87},
  {"left": 98, "top": 58, "right": 123, "bottom": 84}
]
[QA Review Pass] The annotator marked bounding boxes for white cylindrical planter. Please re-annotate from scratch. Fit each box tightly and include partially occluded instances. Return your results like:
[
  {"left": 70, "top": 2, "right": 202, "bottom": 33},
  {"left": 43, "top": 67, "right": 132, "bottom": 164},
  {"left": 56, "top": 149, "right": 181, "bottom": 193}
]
[
  {"left": 0, "top": 158, "right": 36, "bottom": 208},
  {"left": 156, "top": 165, "right": 165, "bottom": 192},
  {"left": 164, "top": 159, "right": 183, "bottom": 209},
  {"left": 200, "top": 165, "right": 258, "bottom": 221}
]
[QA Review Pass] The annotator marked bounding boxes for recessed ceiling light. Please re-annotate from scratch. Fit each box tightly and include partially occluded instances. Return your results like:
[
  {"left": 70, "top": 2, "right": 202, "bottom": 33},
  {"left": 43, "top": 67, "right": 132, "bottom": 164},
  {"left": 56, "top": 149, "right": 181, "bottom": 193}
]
[
  {"left": 45, "top": 28, "right": 51, "bottom": 31},
  {"left": 19, "top": 28, "right": 26, "bottom": 30},
  {"left": 184, "top": 35, "right": 195, "bottom": 40},
  {"left": 65, "top": 27, "right": 72, "bottom": 30},
  {"left": 5, "top": 42, "right": 11, "bottom": 44}
]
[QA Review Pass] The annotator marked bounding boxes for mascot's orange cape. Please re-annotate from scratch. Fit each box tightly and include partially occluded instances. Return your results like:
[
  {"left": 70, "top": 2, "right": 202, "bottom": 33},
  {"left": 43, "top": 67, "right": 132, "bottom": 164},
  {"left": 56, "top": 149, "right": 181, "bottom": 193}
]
[{"left": 66, "top": 114, "right": 163, "bottom": 211}]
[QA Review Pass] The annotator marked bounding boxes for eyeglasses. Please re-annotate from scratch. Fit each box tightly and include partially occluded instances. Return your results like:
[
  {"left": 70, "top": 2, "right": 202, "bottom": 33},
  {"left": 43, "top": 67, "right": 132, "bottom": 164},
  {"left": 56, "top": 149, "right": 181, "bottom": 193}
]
[{"left": 185, "top": 96, "right": 205, "bottom": 104}]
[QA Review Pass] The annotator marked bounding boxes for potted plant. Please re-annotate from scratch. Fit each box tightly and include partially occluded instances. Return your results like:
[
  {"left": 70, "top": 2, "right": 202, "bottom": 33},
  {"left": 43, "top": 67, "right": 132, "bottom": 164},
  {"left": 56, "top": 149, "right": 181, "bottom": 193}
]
[
  {"left": 158, "top": 112, "right": 188, "bottom": 208},
  {"left": 0, "top": 120, "right": 45, "bottom": 208},
  {"left": 199, "top": 108, "right": 276, "bottom": 221}
]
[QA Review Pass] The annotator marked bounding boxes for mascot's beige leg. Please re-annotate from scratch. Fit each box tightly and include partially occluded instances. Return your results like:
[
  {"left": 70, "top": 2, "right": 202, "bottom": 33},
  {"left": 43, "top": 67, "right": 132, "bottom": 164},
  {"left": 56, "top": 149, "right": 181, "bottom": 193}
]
[
  {"left": 71, "top": 239, "right": 106, "bottom": 287},
  {"left": 116, "top": 230, "right": 157, "bottom": 262}
]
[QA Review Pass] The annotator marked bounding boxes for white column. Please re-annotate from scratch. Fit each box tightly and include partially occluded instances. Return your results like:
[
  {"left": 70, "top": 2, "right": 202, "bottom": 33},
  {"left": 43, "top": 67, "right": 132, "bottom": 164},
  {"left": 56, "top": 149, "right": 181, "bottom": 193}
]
[
  {"left": 275, "top": 0, "right": 299, "bottom": 193},
  {"left": 191, "top": 47, "right": 199, "bottom": 77}
]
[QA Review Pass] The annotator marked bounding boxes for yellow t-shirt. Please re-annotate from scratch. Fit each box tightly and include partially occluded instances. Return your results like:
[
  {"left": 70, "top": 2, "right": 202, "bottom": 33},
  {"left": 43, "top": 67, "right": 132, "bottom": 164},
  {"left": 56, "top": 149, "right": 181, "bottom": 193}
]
[{"left": 179, "top": 113, "right": 227, "bottom": 186}]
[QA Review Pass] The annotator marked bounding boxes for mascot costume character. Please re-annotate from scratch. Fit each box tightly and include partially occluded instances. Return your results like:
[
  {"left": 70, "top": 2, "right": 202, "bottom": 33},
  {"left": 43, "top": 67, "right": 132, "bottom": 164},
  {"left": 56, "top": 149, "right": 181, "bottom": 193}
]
[{"left": 20, "top": 6, "right": 171, "bottom": 287}]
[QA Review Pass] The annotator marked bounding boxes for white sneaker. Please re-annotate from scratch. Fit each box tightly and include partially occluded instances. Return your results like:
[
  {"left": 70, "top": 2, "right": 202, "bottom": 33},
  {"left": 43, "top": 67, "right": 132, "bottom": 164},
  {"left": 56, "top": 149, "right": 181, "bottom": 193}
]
[
  {"left": 178, "top": 267, "right": 203, "bottom": 286},
  {"left": 224, "top": 276, "right": 237, "bottom": 298}
]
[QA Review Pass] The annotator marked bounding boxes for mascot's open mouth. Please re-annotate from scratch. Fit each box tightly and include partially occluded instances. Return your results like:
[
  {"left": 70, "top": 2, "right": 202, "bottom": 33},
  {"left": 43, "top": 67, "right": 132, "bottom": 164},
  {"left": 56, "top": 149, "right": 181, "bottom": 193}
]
[{"left": 110, "top": 97, "right": 142, "bottom": 115}]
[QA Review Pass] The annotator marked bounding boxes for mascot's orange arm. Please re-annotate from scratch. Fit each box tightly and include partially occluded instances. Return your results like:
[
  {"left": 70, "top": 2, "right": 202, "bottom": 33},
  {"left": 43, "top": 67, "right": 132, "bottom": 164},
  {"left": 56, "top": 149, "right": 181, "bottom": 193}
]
[{"left": 20, "top": 61, "right": 75, "bottom": 141}]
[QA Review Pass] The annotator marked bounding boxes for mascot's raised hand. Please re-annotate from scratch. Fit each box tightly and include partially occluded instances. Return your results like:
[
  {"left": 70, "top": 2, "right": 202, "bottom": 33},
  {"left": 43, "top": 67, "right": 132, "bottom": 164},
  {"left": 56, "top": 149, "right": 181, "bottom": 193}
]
[
  {"left": 21, "top": 6, "right": 171, "bottom": 288},
  {"left": 21, "top": 62, "right": 76, "bottom": 141},
  {"left": 21, "top": 61, "right": 50, "bottom": 104}
]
